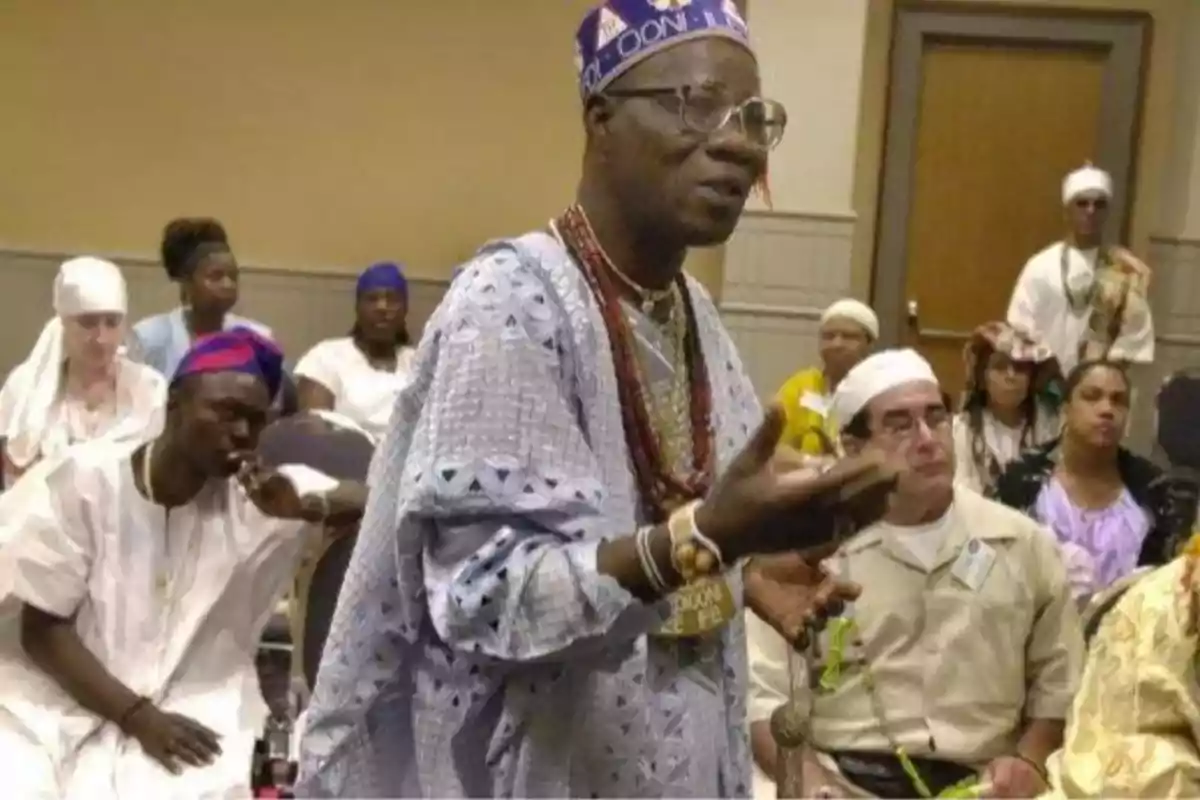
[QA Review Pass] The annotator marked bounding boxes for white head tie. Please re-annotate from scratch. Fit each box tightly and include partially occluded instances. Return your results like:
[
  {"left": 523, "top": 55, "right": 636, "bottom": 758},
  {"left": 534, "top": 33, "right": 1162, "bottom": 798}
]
[
  {"left": 829, "top": 348, "right": 938, "bottom": 432},
  {"left": 1062, "top": 164, "right": 1112, "bottom": 205},
  {"left": 1, "top": 257, "right": 129, "bottom": 469},
  {"left": 820, "top": 298, "right": 879, "bottom": 340}
]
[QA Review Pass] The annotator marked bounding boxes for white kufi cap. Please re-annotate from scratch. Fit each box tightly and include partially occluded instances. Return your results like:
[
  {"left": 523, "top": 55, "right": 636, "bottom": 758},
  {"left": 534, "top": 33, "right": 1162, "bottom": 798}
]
[
  {"left": 820, "top": 298, "right": 879, "bottom": 340},
  {"left": 1062, "top": 164, "right": 1112, "bottom": 205},
  {"left": 829, "top": 348, "right": 938, "bottom": 432}
]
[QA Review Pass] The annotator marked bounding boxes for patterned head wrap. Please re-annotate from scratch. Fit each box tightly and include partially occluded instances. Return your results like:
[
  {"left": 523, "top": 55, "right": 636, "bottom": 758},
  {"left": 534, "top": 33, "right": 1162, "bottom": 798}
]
[
  {"left": 574, "top": 0, "right": 751, "bottom": 97},
  {"left": 170, "top": 327, "right": 284, "bottom": 399},
  {"left": 963, "top": 321, "right": 1059, "bottom": 395},
  {"left": 356, "top": 262, "right": 407, "bottom": 298}
]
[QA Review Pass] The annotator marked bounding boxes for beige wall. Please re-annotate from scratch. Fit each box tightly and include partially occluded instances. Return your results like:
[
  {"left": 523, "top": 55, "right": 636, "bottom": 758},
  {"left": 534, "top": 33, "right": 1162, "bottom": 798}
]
[
  {"left": 746, "top": 0, "right": 868, "bottom": 217},
  {"left": 719, "top": 0, "right": 868, "bottom": 395},
  {"left": 0, "top": 0, "right": 728, "bottom": 373},
  {"left": 0, "top": 1, "right": 594, "bottom": 281}
]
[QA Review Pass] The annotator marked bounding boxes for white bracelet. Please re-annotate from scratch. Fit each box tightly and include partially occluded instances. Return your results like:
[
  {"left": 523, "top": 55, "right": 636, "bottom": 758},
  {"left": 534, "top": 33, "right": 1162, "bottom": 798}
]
[
  {"left": 635, "top": 525, "right": 668, "bottom": 594},
  {"left": 686, "top": 503, "right": 725, "bottom": 572}
]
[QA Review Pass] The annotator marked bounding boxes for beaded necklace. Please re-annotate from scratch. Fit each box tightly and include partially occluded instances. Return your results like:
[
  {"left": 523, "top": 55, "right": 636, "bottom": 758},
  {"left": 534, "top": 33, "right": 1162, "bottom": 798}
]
[{"left": 552, "top": 204, "right": 714, "bottom": 522}]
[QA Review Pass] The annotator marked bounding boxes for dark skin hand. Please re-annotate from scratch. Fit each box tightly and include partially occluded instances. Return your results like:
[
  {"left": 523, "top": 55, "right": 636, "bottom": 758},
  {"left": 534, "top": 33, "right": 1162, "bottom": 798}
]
[
  {"left": 744, "top": 551, "right": 861, "bottom": 649},
  {"left": 237, "top": 456, "right": 367, "bottom": 526},
  {"left": 597, "top": 405, "right": 896, "bottom": 601},
  {"left": 746, "top": 551, "right": 862, "bottom": 779},
  {"left": 20, "top": 605, "right": 222, "bottom": 774}
]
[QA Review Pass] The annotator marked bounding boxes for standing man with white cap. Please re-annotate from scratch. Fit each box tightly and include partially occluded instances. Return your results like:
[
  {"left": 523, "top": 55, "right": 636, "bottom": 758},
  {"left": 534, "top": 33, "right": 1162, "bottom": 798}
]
[
  {"left": 1007, "top": 164, "right": 1154, "bottom": 384},
  {"left": 748, "top": 349, "right": 1083, "bottom": 798}
]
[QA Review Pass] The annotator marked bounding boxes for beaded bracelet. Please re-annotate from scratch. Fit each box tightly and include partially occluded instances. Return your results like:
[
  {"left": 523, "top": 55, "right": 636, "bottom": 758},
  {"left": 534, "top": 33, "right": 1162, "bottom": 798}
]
[
  {"left": 1013, "top": 752, "right": 1049, "bottom": 785},
  {"left": 117, "top": 696, "right": 151, "bottom": 733},
  {"left": 668, "top": 500, "right": 725, "bottom": 582}
]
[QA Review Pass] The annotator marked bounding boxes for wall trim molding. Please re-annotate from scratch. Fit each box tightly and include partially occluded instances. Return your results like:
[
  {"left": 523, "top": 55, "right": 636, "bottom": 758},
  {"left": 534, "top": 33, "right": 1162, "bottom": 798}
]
[
  {"left": 738, "top": 208, "right": 858, "bottom": 224},
  {"left": 719, "top": 301, "right": 823, "bottom": 320},
  {"left": 0, "top": 244, "right": 453, "bottom": 288},
  {"left": 1149, "top": 233, "right": 1200, "bottom": 246}
]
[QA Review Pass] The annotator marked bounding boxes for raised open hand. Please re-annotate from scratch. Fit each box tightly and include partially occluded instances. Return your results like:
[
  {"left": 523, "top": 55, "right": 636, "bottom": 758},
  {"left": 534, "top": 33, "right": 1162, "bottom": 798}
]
[{"left": 696, "top": 404, "right": 897, "bottom": 562}]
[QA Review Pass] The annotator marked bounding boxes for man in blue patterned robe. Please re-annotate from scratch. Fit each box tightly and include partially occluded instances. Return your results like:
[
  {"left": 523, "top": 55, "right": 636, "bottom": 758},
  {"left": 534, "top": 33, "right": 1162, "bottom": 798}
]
[{"left": 296, "top": 1, "right": 893, "bottom": 796}]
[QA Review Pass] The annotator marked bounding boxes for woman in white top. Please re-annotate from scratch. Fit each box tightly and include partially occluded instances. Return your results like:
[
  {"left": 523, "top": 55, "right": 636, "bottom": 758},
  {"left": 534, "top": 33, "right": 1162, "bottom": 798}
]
[
  {"left": 294, "top": 262, "right": 416, "bottom": 441},
  {"left": 0, "top": 257, "right": 165, "bottom": 488},
  {"left": 952, "top": 320, "right": 1060, "bottom": 494}
]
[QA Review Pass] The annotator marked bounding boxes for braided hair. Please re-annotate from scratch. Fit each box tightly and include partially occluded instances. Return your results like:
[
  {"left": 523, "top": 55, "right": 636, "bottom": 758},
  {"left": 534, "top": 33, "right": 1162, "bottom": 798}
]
[{"left": 160, "top": 218, "right": 230, "bottom": 282}]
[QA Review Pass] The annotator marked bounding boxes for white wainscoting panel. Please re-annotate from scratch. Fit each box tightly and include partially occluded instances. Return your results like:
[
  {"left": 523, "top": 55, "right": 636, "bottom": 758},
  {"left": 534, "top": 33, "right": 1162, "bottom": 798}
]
[{"left": 719, "top": 211, "right": 857, "bottom": 398}]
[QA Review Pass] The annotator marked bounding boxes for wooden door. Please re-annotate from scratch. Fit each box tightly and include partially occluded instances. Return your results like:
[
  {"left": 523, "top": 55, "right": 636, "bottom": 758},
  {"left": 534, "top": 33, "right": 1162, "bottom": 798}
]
[
  {"left": 905, "top": 43, "right": 1104, "bottom": 390},
  {"left": 873, "top": 6, "right": 1148, "bottom": 396}
]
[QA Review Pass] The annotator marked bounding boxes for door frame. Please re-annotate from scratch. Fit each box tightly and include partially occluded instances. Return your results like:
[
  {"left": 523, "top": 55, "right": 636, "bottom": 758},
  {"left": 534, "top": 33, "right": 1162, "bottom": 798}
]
[{"left": 872, "top": 1, "right": 1150, "bottom": 344}]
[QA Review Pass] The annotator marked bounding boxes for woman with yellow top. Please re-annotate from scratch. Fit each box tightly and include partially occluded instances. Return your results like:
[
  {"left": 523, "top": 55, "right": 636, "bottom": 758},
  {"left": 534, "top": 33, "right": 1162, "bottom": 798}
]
[{"left": 774, "top": 299, "right": 877, "bottom": 455}]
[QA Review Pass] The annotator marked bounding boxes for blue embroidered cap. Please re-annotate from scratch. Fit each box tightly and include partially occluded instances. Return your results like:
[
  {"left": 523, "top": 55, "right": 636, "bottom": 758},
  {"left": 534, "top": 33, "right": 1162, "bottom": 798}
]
[{"left": 575, "top": 0, "right": 752, "bottom": 97}]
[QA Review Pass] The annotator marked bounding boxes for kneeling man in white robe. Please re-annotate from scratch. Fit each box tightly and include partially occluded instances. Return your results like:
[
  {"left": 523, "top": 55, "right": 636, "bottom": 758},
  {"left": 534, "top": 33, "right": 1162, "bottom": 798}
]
[{"left": 4, "top": 328, "right": 366, "bottom": 798}]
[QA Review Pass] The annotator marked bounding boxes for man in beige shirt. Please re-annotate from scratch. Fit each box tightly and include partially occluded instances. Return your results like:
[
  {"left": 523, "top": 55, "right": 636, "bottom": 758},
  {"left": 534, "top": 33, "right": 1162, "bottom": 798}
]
[{"left": 748, "top": 349, "right": 1084, "bottom": 798}]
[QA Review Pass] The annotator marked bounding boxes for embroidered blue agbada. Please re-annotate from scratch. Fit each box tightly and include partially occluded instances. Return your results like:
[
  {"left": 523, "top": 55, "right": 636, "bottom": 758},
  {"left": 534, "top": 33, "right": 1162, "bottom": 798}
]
[
  {"left": 296, "top": 231, "right": 762, "bottom": 797},
  {"left": 298, "top": 1, "right": 761, "bottom": 795}
]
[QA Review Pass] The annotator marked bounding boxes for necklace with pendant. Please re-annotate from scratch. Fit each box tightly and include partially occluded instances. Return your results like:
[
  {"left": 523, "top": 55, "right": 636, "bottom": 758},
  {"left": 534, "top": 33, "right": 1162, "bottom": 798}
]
[
  {"left": 550, "top": 204, "right": 714, "bottom": 521},
  {"left": 552, "top": 212, "right": 674, "bottom": 316},
  {"left": 1059, "top": 241, "right": 1101, "bottom": 313}
]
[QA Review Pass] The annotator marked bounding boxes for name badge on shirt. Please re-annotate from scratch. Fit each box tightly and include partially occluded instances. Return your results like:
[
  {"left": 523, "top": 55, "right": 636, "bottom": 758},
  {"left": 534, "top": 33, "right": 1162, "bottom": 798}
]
[
  {"left": 951, "top": 539, "right": 996, "bottom": 592},
  {"left": 799, "top": 391, "right": 829, "bottom": 416}
]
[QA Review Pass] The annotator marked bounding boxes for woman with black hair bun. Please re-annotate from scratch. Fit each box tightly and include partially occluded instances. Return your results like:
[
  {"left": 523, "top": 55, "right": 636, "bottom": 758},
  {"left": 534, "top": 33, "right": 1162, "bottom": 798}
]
[{"left": 130, "top": 217, "right": 273, "bottom": 378}]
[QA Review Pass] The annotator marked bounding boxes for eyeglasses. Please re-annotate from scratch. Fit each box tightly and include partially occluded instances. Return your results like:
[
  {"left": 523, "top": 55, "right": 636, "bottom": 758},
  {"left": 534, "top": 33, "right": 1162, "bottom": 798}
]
[
  {"left": 602, "top": 85, "right": 788, "bottom": 149},
  {"left": 876, "top": 407, "right": 951, "bottom": 440}
]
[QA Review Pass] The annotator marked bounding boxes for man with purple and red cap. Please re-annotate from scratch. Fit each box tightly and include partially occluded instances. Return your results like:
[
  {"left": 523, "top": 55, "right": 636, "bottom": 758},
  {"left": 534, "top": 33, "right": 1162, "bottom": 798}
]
[
  {"left": 298, "top": 1, "right": 897, "bottom": 797},
  {"left": 4, "top": 328, "right": 367, "bottom": 798}
]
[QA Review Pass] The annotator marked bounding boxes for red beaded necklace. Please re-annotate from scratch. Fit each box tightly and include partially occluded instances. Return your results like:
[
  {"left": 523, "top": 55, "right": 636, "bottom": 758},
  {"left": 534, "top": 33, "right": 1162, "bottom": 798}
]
[{"left": 553, "top": 204, "right": 715, "bottom": 523}]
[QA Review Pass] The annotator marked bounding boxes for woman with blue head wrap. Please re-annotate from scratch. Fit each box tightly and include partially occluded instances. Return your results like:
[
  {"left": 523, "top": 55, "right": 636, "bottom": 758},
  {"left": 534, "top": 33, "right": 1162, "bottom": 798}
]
[{"left": 293, "top": 262, "right": 415, "bottom": 441}]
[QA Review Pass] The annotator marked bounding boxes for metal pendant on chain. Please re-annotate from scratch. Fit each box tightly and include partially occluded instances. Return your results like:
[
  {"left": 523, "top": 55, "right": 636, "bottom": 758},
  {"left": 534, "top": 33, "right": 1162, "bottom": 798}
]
[
  {"left": 611, "top": 266, "right": 674, "bottom": 317},
  {"left": 1060, "top": 242, "right": 1098, "bottom": 313}
]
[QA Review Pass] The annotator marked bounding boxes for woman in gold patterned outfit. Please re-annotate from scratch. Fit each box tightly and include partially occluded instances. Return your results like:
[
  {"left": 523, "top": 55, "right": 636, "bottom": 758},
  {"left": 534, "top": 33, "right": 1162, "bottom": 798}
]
[{"left": 1041, "top": 541, "right": 1200, "bottom": 797}]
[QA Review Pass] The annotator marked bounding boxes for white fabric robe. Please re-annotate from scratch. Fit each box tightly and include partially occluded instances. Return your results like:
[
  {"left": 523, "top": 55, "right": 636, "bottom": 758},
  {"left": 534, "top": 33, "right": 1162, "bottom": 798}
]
[
  {"left": 0, "top": 441, "right": 315, "bottom": 799},
  {"left": 1007, "top": 242, "right": 1154, "bottom": 375}
]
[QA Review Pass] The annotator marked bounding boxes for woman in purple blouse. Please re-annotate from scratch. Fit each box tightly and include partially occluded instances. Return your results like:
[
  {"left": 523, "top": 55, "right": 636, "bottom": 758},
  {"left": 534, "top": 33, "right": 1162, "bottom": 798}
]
[{"left": 992, "top": 360, "right": 1195, "bottom": 603}]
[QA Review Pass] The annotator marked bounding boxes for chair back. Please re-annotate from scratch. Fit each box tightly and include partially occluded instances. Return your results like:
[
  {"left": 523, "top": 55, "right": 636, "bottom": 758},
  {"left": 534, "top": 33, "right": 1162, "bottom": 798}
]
[{"left": 256, "top": 412, "right": 374, "bottom": 688}]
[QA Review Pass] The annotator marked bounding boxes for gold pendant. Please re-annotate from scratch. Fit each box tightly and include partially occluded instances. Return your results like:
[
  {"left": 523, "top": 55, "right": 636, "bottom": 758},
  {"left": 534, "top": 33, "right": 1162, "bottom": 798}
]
[{"left": 652, "top": 576, "right": 736, "bottom": 638}]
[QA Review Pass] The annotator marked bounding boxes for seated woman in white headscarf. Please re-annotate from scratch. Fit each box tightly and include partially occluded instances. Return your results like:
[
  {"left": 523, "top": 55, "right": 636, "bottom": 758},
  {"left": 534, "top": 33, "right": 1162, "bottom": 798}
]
[
  {"left": 0, "top": 256, "right": 165, "bottom": 489},
  {"left": 774, "top": 299, "right": 877, "bottom": 456},
  {"left": 952, "top": 321, "right": 1060, "bottom": 495}
]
